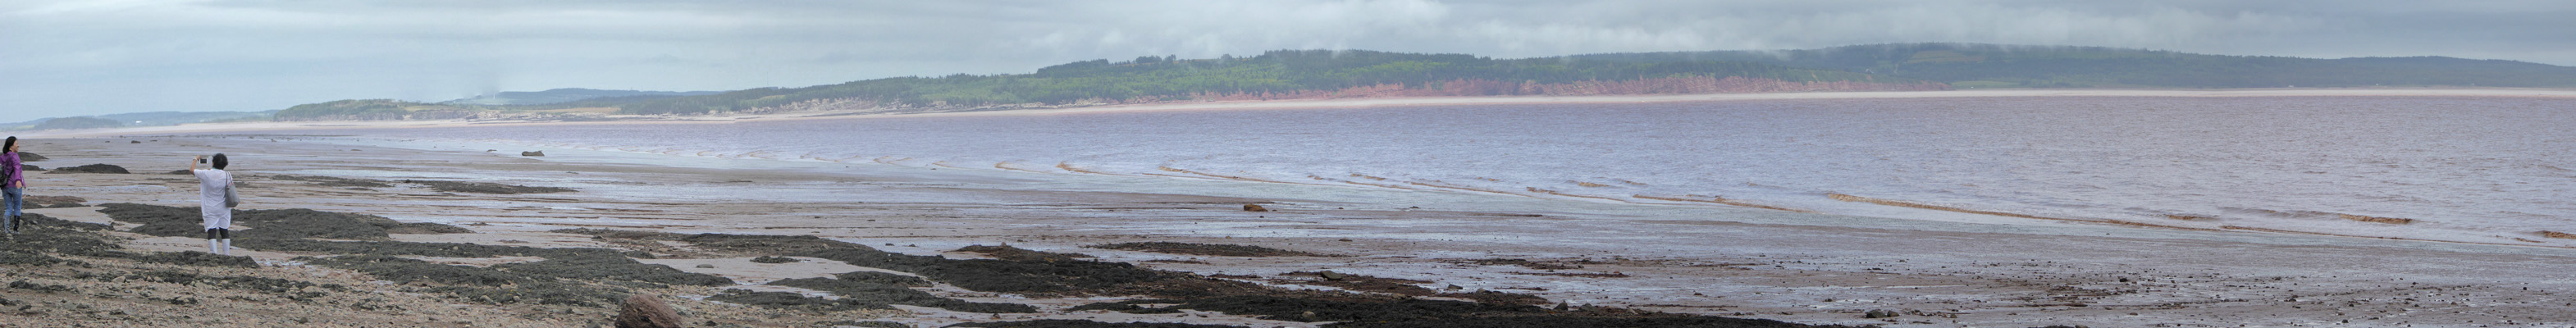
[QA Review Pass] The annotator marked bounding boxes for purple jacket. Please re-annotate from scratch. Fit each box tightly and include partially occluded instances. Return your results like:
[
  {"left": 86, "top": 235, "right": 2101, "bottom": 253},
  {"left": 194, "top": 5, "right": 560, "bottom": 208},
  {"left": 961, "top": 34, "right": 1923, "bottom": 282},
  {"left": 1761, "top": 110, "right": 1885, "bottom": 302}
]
[
  {"left": 0, "top": 150, "right": 18, "bottom": 187},
  {"left": 0, "top": 152, "right": 19, "bottom": 188}
]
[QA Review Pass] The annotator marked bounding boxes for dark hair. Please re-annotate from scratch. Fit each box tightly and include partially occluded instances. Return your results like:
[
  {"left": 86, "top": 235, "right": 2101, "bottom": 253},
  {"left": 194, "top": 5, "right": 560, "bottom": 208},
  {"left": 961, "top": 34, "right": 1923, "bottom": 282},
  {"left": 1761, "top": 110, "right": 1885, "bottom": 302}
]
[
  {"left": 3, "top": 136, "right": 14, "bottom": 152},
  {"left": 212, "top": 153, "right": 228, "bottom": 170}
]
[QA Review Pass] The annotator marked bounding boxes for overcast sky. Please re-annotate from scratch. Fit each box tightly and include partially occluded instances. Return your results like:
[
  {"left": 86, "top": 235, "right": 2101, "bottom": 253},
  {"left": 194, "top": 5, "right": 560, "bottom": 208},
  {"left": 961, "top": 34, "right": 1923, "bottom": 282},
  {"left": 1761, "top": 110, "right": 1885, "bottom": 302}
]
[{"left": 3, "top": 0, "right": 2573, "bottom": 118}]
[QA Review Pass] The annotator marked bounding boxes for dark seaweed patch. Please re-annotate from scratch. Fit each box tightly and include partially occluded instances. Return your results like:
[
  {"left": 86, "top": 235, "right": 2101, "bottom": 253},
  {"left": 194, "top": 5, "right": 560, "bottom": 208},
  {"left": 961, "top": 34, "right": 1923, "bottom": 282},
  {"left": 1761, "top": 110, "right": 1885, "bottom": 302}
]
[
  {"left": 703, "top": 289, "right": 890, "bottom": 312},
  {"left": 306, "top": 255, "right": 537, "bottom": 286},
  {"left": 957, "top": 244, "right": 1093, "bottom": 262},
  {"left": 24, "top": 196, "right": 86, "bottom": 209},
  {"left": 45, "top": 164, "right": 127, "bottom": 174},
  {"left": 768, "top": 276, "right": 1035, "bottom": 313},
  {"left": 1279, "top": 271, "right": 1437, "bottom": 296},
  {"left": 136, "top": 251, "right": 258, "bottom": 268},
  {"left": 8, "top": 280, "right": 71, "bottom": 293},
  {"left": 1076, "top": 295, "right": 1855, "bottom": 328},
  {"left": 407, "top": 180, "right": 574, "bottom": 194},
  {"left": 16, "top": 212, "right": 108, "bottom": 231},
  {"left": 551, "top": 229, "right": 875, "bottom": 257},
  {"left": 268, "top": 175, "right": 394, "bottom": 188},
  {"left": 1461, "top": 258, "right": 1582, "bottom": 270},
  {"left": 491, "top": 255, "right": 734, "bottom": 286},
  {"left": 834, "top": 271, "right": 930, "bottom": 287},
  {"left": 750, "top": 256, "right": 801, "bottom": 263},
  {"left": 386, "top": 222, "right": 474, "bottom": 234},
  {"left": 1327, "top": 317, "right": 1861, "bottom": 328},
  {"left": 793, "top": 247, "right": 1183, "bottom": 298},
  {"left": 234, "top": 208, "right": 403, "bottom": 239},
  {"left": 1088, "top": 242, "right": 1341, "bottom": 257},
  {"left": 828, "top": 321, "right": 911, "bottom": 328},
  {"left": 1079, "top": 295, "right": 1542, "bottom": 322},
  {"left": 302, "top": 255, "right": 623, "bottom": 306},
  {"left": 125, "top": 271, "right": 325, "bottom": 297},
  {"left": 0, "top": 221, "right": 131, "bottom": 259},
  {"left": 0, "top": 251, "right": 69, "bottom": 266},
  {"left": 947, "top": 320, "right": 1248, "bottom": 328},
  {"left": 240, "top": 238, "right": 645, "bottom": 258},
  {"left": 101, "top": 203, "right": 473, "bottom": 239}
]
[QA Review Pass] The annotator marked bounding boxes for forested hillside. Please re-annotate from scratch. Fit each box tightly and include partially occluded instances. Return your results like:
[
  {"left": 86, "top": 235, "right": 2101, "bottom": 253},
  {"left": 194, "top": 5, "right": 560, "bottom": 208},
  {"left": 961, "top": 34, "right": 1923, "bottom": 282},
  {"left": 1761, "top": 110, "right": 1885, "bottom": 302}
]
[
  {"left": 1573, "top": 43, "right": 2576, "bottom": 89},
  {"left": 442, "top": 88, "right": 719, "bottom": 106},
  {"left": 598, "top": 49, "right": 1937, "bottom": 115},
  {"left": 270, "top": 44, "right": 2576, "bottom": 121}
]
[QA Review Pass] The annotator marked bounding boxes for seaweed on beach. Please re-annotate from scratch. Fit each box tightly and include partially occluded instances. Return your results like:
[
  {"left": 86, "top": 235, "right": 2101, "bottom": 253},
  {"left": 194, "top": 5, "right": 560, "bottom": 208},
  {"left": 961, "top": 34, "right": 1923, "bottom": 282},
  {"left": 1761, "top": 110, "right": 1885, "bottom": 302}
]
[
  {"left": 406, "top": 180, "right": 574, "bottom": 194},
  {"left": 490, "top": 255, "right": 735, "bottom": 286},
  {"left": 1073, "top": 295, "right": 1853, "bottom": 328},
  {"left": 25, "top": 195, "right": 85, "bottom": 209},
  {"left": 681, "top": 233, "right": 867, "bottom": 255},
  {"left": 1076, "top": 295, "right": 1540, "bottom": 322},
  {"left": 958, "top": 244, "right": 1094, "bottom": 262},
  {"left": 16, "top": 212, "right": 108, "bottom": 231},
  {"left": 703, "top": 289, "right": 891, "bottom": 312},
  {"left": 826, "top": 321, "right": 911, "bottom": 328},
  {"left": 122, "top": 270, "right": 330, "bottom": 297},
  {"left": 1459, "top": 258, "right": 1582, "bottom": 270},
  {"left": 302, "top": 255, "right": 626, "bottom": 306},
  {"left": 135, "top": 251, "right": 258, "bottom": 268},
  {"left": 768, "top": 276, "right": 1036, "bottom": 313},
  {"left": 551, "top": 230, "right": 1817, "bottom": 326},
  {"left": 386, "top": 222, "right": 474, "bottom": 234},
  {"left": 98, "top": 203, "right": 208, "bottom": 237},
  {"left": 792, "top": 246, "right": 1196, "bottom": 298},
  {"left": 1088, "top": 242, "right": 1341, "bottom": 257},
  {"left": 948, "top": 320, "right": 1249, "bottom": 328},
  {"left": 1278, "top": 271, "right": 1441, "bottom": 296},
  {"left": 574, "top": 228, "right": 1235, "bottom": 298},
  {"left": 307, "top": 255, "right": 538, "bottom": 285},
  {"left": 1327, "top": 317, "right": 1865, "bottom": 328},
  {"left": 99, "top": 203, "right": 474, "bottom": 239},
  {"left": 269, "top": 175, "right": 395, "bottom": 188},
  {"left": 0, "top": 215, "right": 129, "bottom": 266},
  {"left": 0, "top": 251, "right": 71, "bottom": 266},
  {"left": 834, "top": 271, "right": 931, "bottom": 287},
  {"left": 239, "top": 238, "right": 646, "bottom": 258},
  {"left": 555, "top": 229, "right": 1265, "bottom": 298},
  {"left": 45, "top": 164, "right": 127, "bottom": 174},
  {"left": 0, "top": 219, "right": 132, "bottom": 259},
  {"left": 234, "top": 208, "right": 406, "bottom": 239}
]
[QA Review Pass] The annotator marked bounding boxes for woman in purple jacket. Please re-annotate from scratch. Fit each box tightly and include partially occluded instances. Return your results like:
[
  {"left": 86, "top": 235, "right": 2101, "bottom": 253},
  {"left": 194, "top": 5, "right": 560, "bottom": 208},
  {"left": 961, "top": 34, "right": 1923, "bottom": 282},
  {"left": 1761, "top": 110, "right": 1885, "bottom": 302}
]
[{"left": 2, "top": 136, "right": 23, "bottom": 235}]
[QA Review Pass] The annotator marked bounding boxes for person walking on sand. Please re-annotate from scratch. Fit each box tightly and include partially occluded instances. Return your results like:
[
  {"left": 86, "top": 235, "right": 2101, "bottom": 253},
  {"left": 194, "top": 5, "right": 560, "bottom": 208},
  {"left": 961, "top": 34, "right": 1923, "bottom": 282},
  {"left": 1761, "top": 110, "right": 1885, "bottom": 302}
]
[
  {"left": 2, "top": 136, "right": 22, "bottom": 235},
  {"left": 193, "top": 153, "right": 236, "bottom": 254}
]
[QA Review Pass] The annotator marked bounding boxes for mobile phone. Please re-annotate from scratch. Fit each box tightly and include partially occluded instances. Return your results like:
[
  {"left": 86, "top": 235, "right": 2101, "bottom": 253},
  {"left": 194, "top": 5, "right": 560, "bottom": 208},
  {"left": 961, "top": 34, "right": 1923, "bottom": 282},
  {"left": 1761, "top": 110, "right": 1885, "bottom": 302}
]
[{"left": 199, "top": 157, "right": 208, "bottom": 164}]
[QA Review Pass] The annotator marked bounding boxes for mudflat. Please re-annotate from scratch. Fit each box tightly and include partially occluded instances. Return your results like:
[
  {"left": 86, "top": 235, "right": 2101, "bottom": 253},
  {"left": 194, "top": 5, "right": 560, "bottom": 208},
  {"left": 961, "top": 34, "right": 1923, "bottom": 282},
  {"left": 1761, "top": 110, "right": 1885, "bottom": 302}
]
[{"left": 0, "top": 134, "right": 2567, "bottom": 327}]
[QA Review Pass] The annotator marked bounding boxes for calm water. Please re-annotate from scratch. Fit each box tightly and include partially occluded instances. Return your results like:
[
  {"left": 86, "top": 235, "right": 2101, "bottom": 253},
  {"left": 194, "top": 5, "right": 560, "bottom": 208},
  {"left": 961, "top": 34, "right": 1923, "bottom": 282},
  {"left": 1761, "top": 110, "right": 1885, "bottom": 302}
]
[{"left": 293, "top": 96, "right": 2576, "bottom": 245}]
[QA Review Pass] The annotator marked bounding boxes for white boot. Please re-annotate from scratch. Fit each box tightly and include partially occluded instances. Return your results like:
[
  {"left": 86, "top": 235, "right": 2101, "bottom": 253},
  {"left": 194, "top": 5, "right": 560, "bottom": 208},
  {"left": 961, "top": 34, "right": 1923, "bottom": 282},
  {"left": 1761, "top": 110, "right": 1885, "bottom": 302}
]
[
  {"left": 208, "top": 239, "right": 220, "bottom": 253},
  {"left": 221, "top": 239, "right": 233, "bottom": 255}
]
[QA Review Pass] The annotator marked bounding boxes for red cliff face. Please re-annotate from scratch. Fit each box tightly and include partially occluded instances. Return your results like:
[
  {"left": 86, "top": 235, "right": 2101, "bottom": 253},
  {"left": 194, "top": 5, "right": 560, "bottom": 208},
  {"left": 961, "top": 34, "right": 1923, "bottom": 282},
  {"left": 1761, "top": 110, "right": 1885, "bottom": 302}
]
[{"left": 1159, "top": 76, "right": 1950, "bottom": 102}]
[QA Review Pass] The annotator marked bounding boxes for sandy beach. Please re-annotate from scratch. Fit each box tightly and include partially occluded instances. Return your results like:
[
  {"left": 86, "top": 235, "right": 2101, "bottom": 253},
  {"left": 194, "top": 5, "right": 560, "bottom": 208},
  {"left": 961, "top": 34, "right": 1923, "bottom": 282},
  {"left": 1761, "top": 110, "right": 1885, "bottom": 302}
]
[{"left": 0, "top": 116, "right": 2569, "bottom": 327}]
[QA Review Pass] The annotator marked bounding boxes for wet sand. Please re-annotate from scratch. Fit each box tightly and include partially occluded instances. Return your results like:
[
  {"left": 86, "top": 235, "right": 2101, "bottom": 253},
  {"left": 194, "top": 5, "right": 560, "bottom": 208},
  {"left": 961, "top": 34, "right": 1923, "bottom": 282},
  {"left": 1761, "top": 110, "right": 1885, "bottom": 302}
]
[{"left": 0, "top": 135, "right": 2566, "bottom": 327}]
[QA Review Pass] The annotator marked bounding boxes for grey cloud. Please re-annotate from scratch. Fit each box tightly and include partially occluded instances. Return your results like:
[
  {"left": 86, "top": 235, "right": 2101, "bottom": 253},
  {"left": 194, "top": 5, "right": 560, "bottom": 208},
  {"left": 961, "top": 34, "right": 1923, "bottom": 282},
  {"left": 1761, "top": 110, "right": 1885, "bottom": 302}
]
[{"left": 2, "top": 0, "right": 2571, "bottom": 118}]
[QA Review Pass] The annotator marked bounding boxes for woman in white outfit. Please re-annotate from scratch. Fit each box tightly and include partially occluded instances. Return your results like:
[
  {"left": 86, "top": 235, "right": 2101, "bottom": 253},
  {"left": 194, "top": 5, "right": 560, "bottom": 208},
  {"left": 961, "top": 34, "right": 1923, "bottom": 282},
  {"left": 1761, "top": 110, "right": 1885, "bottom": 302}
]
[{"left": 192, "top": 153, "right": 233, "bottom": 254}]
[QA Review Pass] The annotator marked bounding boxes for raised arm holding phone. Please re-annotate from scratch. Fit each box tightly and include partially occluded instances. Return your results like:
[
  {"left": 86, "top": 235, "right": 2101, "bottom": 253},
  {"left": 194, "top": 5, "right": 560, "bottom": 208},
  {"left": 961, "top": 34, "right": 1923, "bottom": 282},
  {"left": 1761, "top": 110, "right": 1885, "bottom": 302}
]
[{"left": 192, "top": 153, "right": 235, "bottom": 254}]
